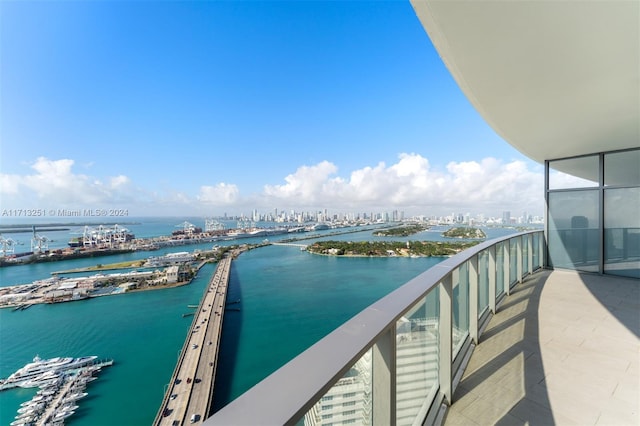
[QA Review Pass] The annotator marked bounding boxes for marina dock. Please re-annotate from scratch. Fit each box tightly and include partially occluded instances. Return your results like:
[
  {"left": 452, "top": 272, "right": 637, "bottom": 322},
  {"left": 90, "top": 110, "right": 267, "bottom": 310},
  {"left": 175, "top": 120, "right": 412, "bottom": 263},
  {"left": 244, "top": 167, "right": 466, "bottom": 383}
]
[
  {"left": 35, "top": 362, "right": 111, "bottom": 425},
  {"left": 154, "top": 256, "right": 232, "bottom": 425},
  {"left": 2, "top": 358, "right": 113, "bottom": 425}
]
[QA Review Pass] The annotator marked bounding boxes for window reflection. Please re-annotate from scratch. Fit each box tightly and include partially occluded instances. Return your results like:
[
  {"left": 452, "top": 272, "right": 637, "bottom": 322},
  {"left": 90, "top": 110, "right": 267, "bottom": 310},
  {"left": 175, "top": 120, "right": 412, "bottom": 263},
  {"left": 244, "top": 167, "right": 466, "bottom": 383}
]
[
  {"left": 548, "top": 191, "right": 599, "bottom": 272},
  {"left": 604, "top": 187, "right": 640, "bottom": 278},
  {"left": 549, "top": 156, "right": 599, "bottom": 189}
]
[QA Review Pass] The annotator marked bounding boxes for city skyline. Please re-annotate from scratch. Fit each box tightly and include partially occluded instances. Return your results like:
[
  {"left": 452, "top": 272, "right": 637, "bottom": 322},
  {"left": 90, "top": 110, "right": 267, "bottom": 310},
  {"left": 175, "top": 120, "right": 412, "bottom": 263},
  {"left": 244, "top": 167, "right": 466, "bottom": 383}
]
[
  {"left": 0, "top": 205, "right": 543, "bottom": 227},
  {"left": 1, "top": 1, "right": 545, "bottom": 218}
]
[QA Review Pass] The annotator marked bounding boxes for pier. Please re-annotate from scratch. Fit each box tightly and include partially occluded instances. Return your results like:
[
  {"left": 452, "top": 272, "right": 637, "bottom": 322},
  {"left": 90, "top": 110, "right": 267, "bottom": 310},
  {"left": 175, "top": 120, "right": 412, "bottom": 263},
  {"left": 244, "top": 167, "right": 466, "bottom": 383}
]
[
  {"left": 35, "top": 361, "right": 112, "bottom": 425},
  {"left": 154, "top": 256, "right": 232, "bottom": 425},
  {"left": 2, "top": 358, "right": 113, "bottom": 424}
]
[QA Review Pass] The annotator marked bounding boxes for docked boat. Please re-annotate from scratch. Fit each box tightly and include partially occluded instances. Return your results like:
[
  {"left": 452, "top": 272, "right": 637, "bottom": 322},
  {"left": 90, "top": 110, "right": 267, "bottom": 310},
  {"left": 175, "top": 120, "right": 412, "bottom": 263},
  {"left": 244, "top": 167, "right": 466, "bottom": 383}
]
[
  {"left": 63, "top": 391, "right": 88, "bottom": 402},
  {"left": 37, "top": 387, "right": 58, "bottom": 396},
  {"left": 10, "top": 416, "right": 36, "bottom": 426},
  {"left": 22, "top": 371, "right": 62, "bottom": 388},
  {"left": 59, "top": 404, "right": 79, "bottom": 412},
  {"left": 0, "top": 355, "right": 97, "bottom": 389},
  {"left": 21, "top": 395, "right": 46, "bottom": 406},
  {"left": 7, "top": 357, "right": 113, "bottom": 426},
  {"left": 14, "top": 408, "right": 36, "bottom": 418},
  {"left": 17, "top": 403, "right": 44, "bottom": 414},
  {"left": 53, "top": 408, "right": 76, "bottom": 421}
]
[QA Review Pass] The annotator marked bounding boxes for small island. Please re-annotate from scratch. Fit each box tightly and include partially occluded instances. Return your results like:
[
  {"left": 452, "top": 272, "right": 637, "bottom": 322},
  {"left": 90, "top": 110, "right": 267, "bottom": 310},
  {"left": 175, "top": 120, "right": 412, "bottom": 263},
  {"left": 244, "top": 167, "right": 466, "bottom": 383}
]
[
  {"left": 0, "top": 243, "right": 264, "bottom": 311},
  {"left": 373, "top": 224, "right": 429, "bottom": 237},
  {"left": 442, "top": 227, "right": 487, "bottom": 239},
  {"left": 307, "top": 240, "right": 479, "bottom": 257}
]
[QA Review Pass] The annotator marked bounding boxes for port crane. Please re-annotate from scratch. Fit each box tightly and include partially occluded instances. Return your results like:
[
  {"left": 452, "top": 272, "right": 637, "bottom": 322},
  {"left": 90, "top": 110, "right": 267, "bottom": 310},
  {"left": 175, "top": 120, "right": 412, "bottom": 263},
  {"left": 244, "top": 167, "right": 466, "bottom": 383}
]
[
  {"left": 205, "top": 219, "right": 225, "bottom": 232},
  {"left": 0, "top": 235, "right": 18, "bottom": 257},
  {"left": 236, "top": 218, "right": 255, "bottom": 231},
  {"left": 76, "top": 224, "right": 132, "bottom": 248},
  {"left": 175, "top": 221, "right": 198, "bottom": 235},
  {"left": 30, "top": 226, "right": 50, "bottom": 253}
]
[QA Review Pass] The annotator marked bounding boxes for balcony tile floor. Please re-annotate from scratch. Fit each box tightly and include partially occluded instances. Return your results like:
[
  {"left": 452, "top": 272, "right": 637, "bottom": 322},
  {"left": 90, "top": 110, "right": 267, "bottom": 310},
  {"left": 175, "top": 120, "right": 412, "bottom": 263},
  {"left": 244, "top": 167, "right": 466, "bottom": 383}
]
[{"left": 444, "top": 269, "right": 639, "bottom": 426}]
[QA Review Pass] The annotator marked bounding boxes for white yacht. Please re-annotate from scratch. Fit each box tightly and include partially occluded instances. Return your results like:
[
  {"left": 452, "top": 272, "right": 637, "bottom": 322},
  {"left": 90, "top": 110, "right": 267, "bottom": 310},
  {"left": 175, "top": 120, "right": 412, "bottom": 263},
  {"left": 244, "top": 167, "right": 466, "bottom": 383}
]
[
  {"left": 17, "top": 403, "right": 44, "bottom": 414},
  {"left": 22, "top": 371, "right": 62, "bottom": 388},
  {"left": 10, "top": 416, "right": 36, "bottom": 426},
  {"left": 53, "top": 408, "right": 76, "bottom": 421},
  {"left": 63, "top": 391, "right": 88, "bottom": 402},
  {"left": 0, "top": 355, "right": 97, "bottom": 389}
]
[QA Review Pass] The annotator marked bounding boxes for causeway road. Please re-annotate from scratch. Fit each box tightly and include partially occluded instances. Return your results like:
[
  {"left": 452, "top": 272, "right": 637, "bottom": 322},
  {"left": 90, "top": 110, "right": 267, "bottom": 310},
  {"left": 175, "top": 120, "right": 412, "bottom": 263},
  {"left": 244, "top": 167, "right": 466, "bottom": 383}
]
[{"left": 154, "top": 256, "right": 232, "bottom": 425}]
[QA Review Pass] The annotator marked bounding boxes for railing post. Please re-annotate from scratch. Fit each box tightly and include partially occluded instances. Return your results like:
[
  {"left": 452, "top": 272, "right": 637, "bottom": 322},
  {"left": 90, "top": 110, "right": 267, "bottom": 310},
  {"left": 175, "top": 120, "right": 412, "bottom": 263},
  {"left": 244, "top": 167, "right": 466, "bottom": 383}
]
[
  {"left": 439, "top": 275, "right": 453, "bottom": 405},
  {"left": 489, "top": 245, "right": 497, "bottom": 314},
  {"left": 504, "top": 240, "right": 511, "bottom": 296},
  {"left": 517, "top": 236, "right": 523, "bottom": 284},
  {"left": 527, "top": 234, "right": 533, "bottom": 274},
  {"left": 373, "top": 327, "right": 396, "bottom": 426},
  {"left": 539, "top": 231, "right": 545, "bottom": 269},
  {"left": 469, "top": 257, "right": 479, "bottom": 345}
]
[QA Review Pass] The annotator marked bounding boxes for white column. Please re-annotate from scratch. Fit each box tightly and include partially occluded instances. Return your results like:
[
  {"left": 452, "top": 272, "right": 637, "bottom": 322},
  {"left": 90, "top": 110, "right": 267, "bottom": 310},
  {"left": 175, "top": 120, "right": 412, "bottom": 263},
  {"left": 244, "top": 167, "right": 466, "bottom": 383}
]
[
  {"left": 439, "top": 275, "right": 453, "bottom": 405},
  {"left": 504, "top": 241, "right": 511, "bottom": 296},
  {"left": 489, "top": 245, "right": 497, "bottom": 314},
  {"left": 469, "top": 257, "right": 479, "bottom": 345},
  {"left": 527, "top": 234, "right": 534, "bottom": 274},
  {"left": 373, "top": 327, "right": 395, "bottom": 426}
]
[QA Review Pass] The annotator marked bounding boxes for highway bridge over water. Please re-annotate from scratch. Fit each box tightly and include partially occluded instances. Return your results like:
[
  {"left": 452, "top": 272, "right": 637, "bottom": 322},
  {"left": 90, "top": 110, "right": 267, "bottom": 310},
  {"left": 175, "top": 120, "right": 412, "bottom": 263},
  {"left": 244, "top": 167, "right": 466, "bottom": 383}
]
[{"left": 154, "top": 256, "right": 232, "bottom": 425}]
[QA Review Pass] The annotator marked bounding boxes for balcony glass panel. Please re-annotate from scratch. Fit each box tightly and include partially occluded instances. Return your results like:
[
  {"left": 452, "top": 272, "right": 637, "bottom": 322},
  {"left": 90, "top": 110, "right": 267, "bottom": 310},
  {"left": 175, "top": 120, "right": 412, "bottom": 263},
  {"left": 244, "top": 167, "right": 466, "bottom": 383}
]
[
  {"left": 396, "top": 289, "right": 439, "bottom": 426},
  {"left": 509, "top": 239, "right": 517, "bottom": 286},
  {"left": 604, "top": 187, "right": 640, "bottom": 278},
  {"left": 209, "top": 231, "right": 545, "bottom": 425},
  {"left": 548, "top": 190, "right": 600, "bottom": 272},
  {"left": 532, "top": 233, "right": 540, "bottom": 269},
  {"left": 604, "top": 150, "right": 640, "bottom": 186},
  {"left": 304, "top": 349, "right": 372, "bottom": 426},
  {"left": 452, "top": 263, "right": 469, "bottom": 355},
  {"left": 478, "top": 250, "right": 489, "bottom": 314},
  {"left": 496, "top": 242, "right": 505, "bottom": 296},
  {"left": 549, "top": 155, "right": 599, "bottom": 189}
]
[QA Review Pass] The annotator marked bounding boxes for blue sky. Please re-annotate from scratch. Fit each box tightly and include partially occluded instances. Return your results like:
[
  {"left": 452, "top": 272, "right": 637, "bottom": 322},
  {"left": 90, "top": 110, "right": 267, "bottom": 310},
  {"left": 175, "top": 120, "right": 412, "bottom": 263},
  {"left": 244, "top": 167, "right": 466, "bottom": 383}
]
[{"left": 0, "top": 1, "right": 544, "bottom": 219}]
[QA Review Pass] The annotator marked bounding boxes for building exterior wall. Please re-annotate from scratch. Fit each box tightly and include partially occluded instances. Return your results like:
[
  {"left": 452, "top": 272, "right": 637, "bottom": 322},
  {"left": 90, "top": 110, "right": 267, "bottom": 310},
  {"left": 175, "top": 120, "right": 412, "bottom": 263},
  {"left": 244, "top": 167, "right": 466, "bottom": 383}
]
[
  {"left": 166, "top": 266, "right": 179, "bottom": 283},
  {"left": 546, "top": 148, "right": 639, "bottom": 278}
]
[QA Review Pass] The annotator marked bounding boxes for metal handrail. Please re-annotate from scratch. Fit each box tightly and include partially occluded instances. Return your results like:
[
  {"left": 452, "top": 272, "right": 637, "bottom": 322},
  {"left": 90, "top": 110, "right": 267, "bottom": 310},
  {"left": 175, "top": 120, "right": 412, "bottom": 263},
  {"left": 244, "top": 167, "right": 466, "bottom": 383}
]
[{"left": 207, "top": 230, "right": 543, "bottom": 425}]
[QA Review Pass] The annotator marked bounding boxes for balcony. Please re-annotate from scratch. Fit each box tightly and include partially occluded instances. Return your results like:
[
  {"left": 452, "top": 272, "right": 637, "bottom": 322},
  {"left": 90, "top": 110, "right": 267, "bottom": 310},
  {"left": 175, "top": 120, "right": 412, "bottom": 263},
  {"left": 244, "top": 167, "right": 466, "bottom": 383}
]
[
  {"left": 206, "top": 230, "right": 638, "bottom": 425},
  {"left": 444, "top": 268, "right": 638, "bottom": 425}
]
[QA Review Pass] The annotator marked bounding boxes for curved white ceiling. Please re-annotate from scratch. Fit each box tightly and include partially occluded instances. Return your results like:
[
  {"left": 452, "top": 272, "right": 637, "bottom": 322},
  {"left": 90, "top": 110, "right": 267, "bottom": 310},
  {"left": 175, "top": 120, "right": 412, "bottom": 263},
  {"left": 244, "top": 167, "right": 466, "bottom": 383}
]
[{"left": 411, "top": 0, "right": 639, "bottom": 164}]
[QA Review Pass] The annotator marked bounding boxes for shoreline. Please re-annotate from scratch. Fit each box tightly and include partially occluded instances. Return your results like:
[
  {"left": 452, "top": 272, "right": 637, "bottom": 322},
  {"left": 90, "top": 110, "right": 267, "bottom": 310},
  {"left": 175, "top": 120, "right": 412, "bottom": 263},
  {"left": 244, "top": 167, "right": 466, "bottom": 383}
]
[
  {"left": 0, "top": 245, "right": 262, "bottom": 311},
  {"left": 0, "top": 260, "right": 215, "bottom": 311},
  {"left": 307, "top": 251, "right": 450, "bottom": 258},
  {"left": 306, "top": 240, "right": 480, "bottom": 258}
]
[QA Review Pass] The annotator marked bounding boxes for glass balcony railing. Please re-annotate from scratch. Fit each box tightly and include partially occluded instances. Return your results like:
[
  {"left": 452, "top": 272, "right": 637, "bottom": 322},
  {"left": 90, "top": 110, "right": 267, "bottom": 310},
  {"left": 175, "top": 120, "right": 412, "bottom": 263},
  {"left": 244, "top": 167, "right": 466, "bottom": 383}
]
[{"left": 207, "top": 230, "right": 544, "bottom": 426}]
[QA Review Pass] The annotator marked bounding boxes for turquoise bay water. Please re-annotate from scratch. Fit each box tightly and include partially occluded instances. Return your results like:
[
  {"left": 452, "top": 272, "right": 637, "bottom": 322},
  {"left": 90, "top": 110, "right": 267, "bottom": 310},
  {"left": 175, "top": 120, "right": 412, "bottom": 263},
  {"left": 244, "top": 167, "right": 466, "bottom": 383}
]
[
  {"left": 0, "top": 264, "right": 214, "bottom": 425},
  {"left": 213, "top": 246, "right": 443, "bottom": 409},
  {"left": 0, "top": 219, "right": 520, "bottom": 424}
]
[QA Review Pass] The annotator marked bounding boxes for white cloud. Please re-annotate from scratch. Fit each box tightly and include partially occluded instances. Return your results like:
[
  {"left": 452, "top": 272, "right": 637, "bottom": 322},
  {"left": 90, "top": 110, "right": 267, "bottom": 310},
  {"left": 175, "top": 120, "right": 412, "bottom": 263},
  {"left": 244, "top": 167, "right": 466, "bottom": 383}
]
[
  {"left": 261, "top": 153, "right": 543, "bottom": 215},
  {"left": 0, "top": 155, "right": 544, "bottom": 217},
  {"left": 197, "top": 183, "right": 240, "bottom": 205},
  {"left": 0, "top": 157, "right": 139, "bottom": 207},
  {"left": 0, "top": 173, "right": 21, "bottom": 195},
  {"left": 263, "top": 161, "right": 339, "bottom": 203},
  {"left": 110, "top": 175, "right": 130, "bottom": 188}
]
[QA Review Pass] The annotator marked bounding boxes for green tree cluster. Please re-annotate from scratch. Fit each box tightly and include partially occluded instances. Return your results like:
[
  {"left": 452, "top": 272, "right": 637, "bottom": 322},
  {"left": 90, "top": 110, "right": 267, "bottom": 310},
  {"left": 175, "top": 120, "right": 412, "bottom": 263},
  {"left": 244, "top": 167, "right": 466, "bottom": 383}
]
[
  {"left": 442, "top": 227, "right": 487, "bottom": 239},
  {"left": 373, "top": 224, "right": 429, "bottom": 237},
  {"left": 307, "top": 240, "right": 479, "bottom": 257}
]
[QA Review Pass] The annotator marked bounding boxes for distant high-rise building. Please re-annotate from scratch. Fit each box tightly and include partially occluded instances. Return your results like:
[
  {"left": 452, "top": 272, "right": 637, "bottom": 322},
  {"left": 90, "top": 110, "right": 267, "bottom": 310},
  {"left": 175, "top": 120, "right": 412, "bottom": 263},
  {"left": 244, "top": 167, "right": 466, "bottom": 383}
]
[{"left": 502, "top": 211, "right": 511, "bottom": 225}]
